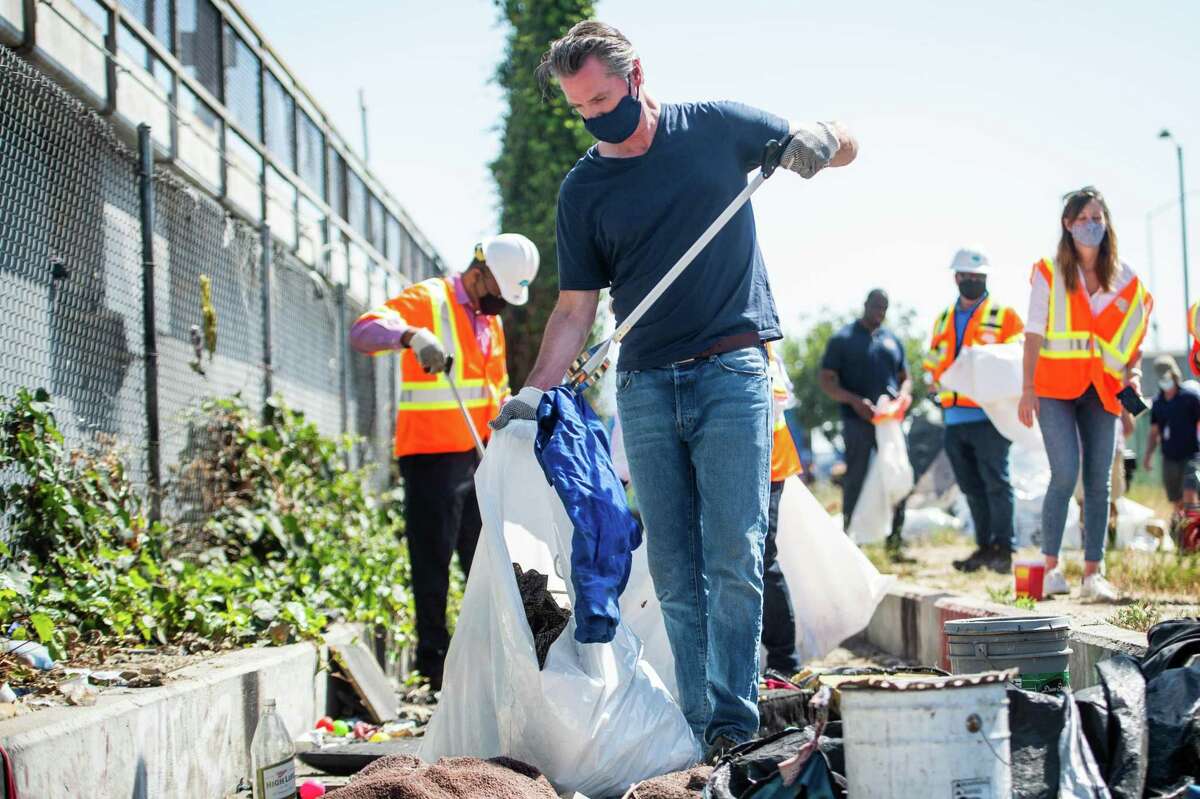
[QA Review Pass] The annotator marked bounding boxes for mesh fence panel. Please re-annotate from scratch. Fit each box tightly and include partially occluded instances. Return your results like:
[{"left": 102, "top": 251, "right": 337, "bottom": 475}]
[
  {"left": 154, "top": 179, "right": 264, "bottom": 523},
  {"left": 0, "top": 43, "right": 410, "bottom": 545},
  {"left": 272, "top": 245, "right": 343, "bottom": 438},
  {"left": 0, "top": 44, "right": 148, "bottom": 494}
]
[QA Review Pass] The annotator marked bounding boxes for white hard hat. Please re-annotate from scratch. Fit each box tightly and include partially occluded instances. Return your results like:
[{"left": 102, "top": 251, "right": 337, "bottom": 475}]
[
  {"left": 949, "top": 247, "right": 991, "bottom": 275},
  {"left": 479, "top": 233, "right": 539, "bottom": 306}
]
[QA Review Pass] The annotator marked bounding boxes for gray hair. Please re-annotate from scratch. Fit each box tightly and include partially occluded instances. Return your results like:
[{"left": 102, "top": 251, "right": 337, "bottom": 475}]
[{"left": 536, "top": 20, "right": 637, "bottom": 95}]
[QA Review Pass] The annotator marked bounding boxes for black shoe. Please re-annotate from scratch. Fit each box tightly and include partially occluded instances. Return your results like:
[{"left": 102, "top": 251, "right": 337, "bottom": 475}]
[
  {"left": 985, "top": 549, "right": 1013, "bottom": 574},
  {"left": 888, "top": 548, "right": 917, "bottom": 565},
  {"left": 704, "top": 734, "right": 739, "bottom": 765},
  {"left": 952, "top": 548, "right": 989, "bottom": 573}
]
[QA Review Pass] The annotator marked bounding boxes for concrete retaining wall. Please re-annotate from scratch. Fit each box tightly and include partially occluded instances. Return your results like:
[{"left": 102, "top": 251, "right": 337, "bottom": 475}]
[
  {"left": 865, "top": 583, "right": 1148, "bottom": 689},
  {"left": 0, "top": 624, "right": 369, "bottom": 798}
]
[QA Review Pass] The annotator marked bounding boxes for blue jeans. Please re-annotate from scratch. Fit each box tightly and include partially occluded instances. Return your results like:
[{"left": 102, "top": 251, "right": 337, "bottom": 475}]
[
  {"left": 617, "top": 345, "right": 772, "bottom": 746},
  {"left": 943, "top": 420, "right": 1015, "bottom": 552},
  {"left": 1038, "top": 386, "right": 1118, "bottom": 562}
]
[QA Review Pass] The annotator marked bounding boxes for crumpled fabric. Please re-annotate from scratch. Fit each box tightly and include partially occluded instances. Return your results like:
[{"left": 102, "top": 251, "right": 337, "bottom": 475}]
[
  {"left": 332, "top": 753, "right": 558, "bottom": 799},
  {"left": 1142, "top": 618, "right": 1200, "bottom": 682},
  {"left": 533, "top": 386, "right": 642, "bottom": 644}
]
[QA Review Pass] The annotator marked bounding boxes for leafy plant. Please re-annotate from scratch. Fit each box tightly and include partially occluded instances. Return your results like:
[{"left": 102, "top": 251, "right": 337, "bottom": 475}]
[{"left": 0, "top": 389, "right": 418, "bottom": 663}]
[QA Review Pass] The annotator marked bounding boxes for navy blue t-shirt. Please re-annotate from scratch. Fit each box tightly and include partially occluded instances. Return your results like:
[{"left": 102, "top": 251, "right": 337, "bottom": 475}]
[
  {"left": 556, "top": 101, "right": 790, "bottom": 370},
  {"left": 821, "top": 321, "right": 908, "bottom": 419},
  {"left": 1151, "top": 385, "right": 1200, "bottom": 461}
]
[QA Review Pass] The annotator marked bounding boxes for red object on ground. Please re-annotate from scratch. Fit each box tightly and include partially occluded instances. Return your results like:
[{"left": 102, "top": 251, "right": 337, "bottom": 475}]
[
  {"left": 1013, "top": 560, "right": 1045, "bottom": 601},
  {"left": 299, "top": 779, "right": 326, "bottom": 799},
  {"left": 314, "top": 716, "right": 334, "bottom": 732}
]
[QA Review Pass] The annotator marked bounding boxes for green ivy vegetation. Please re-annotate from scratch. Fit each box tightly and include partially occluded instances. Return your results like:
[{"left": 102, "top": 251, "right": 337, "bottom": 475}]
[
  {"left": 491, "top": 0, "right": 595, "bottom": 387},
  {"left": 0, "top": 389, "right": 413, "bottom": 662}
]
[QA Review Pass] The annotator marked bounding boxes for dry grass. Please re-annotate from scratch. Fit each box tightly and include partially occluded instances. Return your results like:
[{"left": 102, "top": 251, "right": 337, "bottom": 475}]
[{"left": 1061, "top": 551, "right": 1200, "bottom": 598}]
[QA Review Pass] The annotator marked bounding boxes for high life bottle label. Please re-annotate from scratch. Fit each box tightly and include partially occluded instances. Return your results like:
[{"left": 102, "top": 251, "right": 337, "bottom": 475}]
[{"left": 256, "top": 756, "right": 296, "bottom": 799}]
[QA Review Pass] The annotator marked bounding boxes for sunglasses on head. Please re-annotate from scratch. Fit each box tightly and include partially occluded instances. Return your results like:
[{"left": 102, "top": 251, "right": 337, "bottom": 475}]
[{"left": 1062, "top": 186, "right": 1104, "bottom": 204}]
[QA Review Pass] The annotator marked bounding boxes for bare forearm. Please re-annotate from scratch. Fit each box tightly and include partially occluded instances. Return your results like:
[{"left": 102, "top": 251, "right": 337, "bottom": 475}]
[
  {"left": 524, "top": 296, "right": 598, "bottom": 390},
  {"left": 818, "top": 371, "right": 856, "bottom": 405},
  {"left": 1022, "top": 334, "right": 1042, "bottom": 391}
]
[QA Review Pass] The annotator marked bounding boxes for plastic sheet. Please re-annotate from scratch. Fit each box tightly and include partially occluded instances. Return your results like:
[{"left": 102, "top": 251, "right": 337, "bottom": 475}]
[{"left": 847, "top": 396, "right": 914, "bottom": 544}]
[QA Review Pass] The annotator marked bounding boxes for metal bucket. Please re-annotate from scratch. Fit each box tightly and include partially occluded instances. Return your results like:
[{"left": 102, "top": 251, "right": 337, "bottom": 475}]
[
  {"left": 840, "top": 671, "right": 1012, "bottom": 798},
  {"left": 945, "top": 615, "right": 1071, "bottom": 692}
]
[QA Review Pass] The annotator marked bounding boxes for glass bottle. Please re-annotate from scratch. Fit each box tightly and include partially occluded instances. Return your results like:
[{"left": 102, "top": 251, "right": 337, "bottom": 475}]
[{"left": 250, "top": 699, "right": 296, "bottom": 799}]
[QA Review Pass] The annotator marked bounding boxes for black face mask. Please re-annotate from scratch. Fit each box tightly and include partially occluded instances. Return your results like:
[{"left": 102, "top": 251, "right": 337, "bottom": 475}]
[
  {"left": 478, "top": 294, "right": 508, "bottom": 316},
  {"left": 958, "top": 278, "right": 987, "bottom": 301}
]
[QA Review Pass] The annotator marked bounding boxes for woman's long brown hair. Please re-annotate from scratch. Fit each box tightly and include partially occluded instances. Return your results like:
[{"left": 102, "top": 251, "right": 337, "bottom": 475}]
[{"left": 1056, "top": 186, "right": 1119, "bottom": 293}]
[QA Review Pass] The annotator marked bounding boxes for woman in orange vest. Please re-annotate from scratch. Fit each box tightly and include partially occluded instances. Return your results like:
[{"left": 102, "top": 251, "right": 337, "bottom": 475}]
[
  {"left": 1189, "top": 300, "right": 1200, "bottom": 376},
  {"left": 350, "top": 234, "right": 539, "bottom": 688},
  {"left": 1017, "top": 187, "right": 1152, "bottom": 602}
]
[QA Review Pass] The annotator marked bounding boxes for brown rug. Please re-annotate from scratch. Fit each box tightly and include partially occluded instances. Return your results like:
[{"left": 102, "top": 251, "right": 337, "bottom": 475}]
[{"left": 329, "top": 754, "right": 558, "bottom": 799}]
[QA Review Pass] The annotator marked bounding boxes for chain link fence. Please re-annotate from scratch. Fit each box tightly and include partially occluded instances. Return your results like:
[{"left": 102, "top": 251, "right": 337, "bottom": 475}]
[{"left": 1, "top": 43, "right": 402, "bottom": 537}]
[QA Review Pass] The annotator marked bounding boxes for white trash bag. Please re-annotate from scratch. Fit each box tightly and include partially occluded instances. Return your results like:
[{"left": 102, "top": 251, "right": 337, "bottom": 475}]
[
  {"left": 848, "top": 396, "right": 914, "bottom": 544},
  {"left": 419, "top": 421, "right": 699, "bottom": 797},
  {"left": 774, "top": 481, "right": 895, "bottom": 662}
]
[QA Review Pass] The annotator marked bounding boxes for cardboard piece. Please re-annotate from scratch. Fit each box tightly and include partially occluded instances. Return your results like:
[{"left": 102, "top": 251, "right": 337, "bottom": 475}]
[{"left": 329, "top": 640, "right": 397, "bottom": 724}]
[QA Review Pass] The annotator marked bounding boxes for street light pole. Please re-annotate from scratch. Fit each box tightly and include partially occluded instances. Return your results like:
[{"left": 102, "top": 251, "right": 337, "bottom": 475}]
[{"left": 1160, "top": 130, "right": 1191, "bottom": 339}]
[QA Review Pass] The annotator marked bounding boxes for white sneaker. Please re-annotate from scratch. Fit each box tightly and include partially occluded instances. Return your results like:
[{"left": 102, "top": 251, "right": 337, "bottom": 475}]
[
  {"left": 1081, "top": 573, "right": 1120, "bottom": 602},
  {"left": 1043, "top": 568, "right": 1069, "bottom": 596}
]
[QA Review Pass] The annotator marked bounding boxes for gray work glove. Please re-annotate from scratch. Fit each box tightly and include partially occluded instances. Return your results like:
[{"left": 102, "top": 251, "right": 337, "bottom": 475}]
[
  {"left": 780, "top": 121, "right": 839, "bottom": 179},
  {"left": 489, "top": 386, "right": 544, "bottom": 431},
  {"left": 408, "top": 328, "right": 447, "bottom": 373}
]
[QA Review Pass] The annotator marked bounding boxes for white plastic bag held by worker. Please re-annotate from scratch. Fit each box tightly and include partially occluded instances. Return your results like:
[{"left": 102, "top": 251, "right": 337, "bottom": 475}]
[
  {"left": 847, "top": 395, "right": 914, "bottom": 543},
  {"left": 419, "top": 420, "right": 699, "bottom": 797}
]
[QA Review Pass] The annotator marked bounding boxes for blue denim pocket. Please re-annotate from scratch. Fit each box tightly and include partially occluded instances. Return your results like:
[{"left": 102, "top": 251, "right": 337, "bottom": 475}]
[
  {"left": 616, "top": 370, "right": 635, "bottom": 392},
  {"left": 713, "top": 346, "right": 767, "bottom": 377}
]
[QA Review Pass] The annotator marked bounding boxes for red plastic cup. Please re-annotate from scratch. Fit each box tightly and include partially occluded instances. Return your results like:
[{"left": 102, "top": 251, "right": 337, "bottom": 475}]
[{"left": 1013, "top": 560, "right": 1045, "bottom": 601}]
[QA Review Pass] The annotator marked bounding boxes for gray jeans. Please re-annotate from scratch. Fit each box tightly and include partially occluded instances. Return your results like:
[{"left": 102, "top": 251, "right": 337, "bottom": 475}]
[{"left": 1038, "top": 387, "right": 1118, "bottom": 562}]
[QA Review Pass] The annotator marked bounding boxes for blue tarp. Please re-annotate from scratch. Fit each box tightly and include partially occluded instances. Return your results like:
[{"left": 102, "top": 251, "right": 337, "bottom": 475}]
[{"left": 534, "top": 387, "right": 642, "bottom": 644}]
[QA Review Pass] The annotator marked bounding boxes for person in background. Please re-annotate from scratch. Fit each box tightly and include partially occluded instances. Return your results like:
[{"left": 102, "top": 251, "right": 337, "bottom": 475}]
[
  {"left": 923, "top": 247, "right": 1024, "bottom": 574},
  {"left": 762, "top": 344, "right": 802, "bottom": 676},
  {"left": 1190, "top": 301, "right": 1200, "bottom": 377},
  {"left": 1018, "top": 187, "right": 1152, "bottom": 602},
  {"left": 819, "top": 289, "right": 912, "bottom": 557},
  {"left": 1145, "top": 355, "right": 1200, "bottom": 515},
  {"left": 350, "top": 234, "right": 539, "bottom": 688}
]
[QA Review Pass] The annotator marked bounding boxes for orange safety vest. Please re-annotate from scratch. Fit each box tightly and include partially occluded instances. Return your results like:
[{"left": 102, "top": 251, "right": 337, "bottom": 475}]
[
  {"left": 362, "top": 277, "right": 509, "bottom": 457},
  {"left": 1031, "top": 258, "right": 1152, "bottom": 416},
  {"left": 767, "top": 343, "right": 803, "bottom": 482},
  {"left": 1189, "top": 301, "right": 1200, "bottom": 377},
  {"left": 923, "top": 297, "right": 1024, "bottom": 409}
]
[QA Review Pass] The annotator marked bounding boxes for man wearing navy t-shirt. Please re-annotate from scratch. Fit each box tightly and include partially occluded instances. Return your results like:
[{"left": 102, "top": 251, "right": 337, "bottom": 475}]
[{"left": 489, "top": 20, "right": 857, "bottom": 757}]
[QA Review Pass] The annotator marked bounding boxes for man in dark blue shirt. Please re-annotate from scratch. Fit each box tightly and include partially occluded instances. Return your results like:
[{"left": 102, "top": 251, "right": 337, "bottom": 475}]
[
  {"left": 488, "top": 20, "right": 857, "bottom": 758},
  {"left": 819, "top": 290, "right": 911, "bottom": 549},
  {"left": 1146, "top": 356, "right": 1200, "bottom": 512}
]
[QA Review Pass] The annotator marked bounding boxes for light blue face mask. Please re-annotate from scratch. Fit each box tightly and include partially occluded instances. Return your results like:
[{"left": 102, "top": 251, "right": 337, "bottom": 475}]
[{"left": 1070, "top": 219, "right": 1106, "bottom": 247}]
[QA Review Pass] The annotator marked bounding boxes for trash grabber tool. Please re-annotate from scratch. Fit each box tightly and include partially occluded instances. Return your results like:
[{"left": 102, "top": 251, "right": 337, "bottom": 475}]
[
  {"left": 567, "top": 136, "right": 794, "bottom": 390},
  {"left": 444, "top": 356, "right": 486, "bottom": 459}
]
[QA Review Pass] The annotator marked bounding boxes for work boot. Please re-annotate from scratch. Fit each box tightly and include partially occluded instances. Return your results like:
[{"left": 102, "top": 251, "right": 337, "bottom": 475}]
[
  {"left": 985, "top": 549, "right": 1013, "bottom": 574},
  {"left": 704, "top": 735, "right": 740, "bottom": 765},
  {"left": 952, "top": 548, "right": 989, "bottom": 573},
  {"left": 888, "top": 547, "right": 917, "bottom": 565}
]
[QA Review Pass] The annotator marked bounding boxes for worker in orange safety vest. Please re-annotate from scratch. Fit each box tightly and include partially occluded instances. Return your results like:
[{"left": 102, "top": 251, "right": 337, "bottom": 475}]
[
  {"left": 350, "top": 234, "right": 539, "bottom": 688},
  {"left": 923, "top": 247, "right": 1024, "bottom": 576}
]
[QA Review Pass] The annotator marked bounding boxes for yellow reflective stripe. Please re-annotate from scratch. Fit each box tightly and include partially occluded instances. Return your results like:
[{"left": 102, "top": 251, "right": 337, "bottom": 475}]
[
  {"left": 400, "top": 385, "right": 489, "bottom": 403},
  {"left": 398, "top": 399, "right": 490, "bottom": 411},
  {"left": 1190, "top": 302, "right": 1200, "bottom": 338}
]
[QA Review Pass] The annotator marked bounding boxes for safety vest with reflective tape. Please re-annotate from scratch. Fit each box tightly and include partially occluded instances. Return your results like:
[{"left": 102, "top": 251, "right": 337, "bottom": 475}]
[
  {"left": 767, "top": 343, "right": 803, "bottom": 482},
  {"left": 370, "top": 277, "right": 508, "bottom": 457},
  {"left": 1031, "top": 258, "right": 1152, "bottom": 416},
  {"left": 1189, "top": 301, "right": 1200, "bottom": 377},
  {"left": 923, "top": 297, "right": 1024, "bottom": 409}
]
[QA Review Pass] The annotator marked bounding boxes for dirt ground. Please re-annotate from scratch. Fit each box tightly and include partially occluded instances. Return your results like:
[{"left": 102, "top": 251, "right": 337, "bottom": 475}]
[{"left": 870, "top": 537, "right": 1200, "bottom": 628}]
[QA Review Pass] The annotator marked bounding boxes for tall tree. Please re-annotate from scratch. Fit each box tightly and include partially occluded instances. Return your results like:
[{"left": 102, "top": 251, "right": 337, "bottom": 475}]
[{"left": 491, "top": 0, "right": 595, "bottom": 386}]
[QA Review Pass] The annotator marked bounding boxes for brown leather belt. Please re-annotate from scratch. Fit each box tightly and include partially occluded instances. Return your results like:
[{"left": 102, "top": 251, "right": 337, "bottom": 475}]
[{"left": 673, "top": 332, "right": 762, "bottom": 365}]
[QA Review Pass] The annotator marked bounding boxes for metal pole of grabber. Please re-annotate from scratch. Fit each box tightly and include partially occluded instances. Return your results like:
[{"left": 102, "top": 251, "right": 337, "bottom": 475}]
[{"left": 444, "top": 356, "right": 486, "bottom": 459}]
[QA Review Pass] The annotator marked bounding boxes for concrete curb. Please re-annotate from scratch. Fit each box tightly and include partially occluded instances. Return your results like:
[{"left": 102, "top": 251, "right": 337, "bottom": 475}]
[
  {"left": 0, "top": 623, "right": 369, "bottom": 798},
  {"left": 864, "top": 582, "right": 1148, "bottom": 689}
]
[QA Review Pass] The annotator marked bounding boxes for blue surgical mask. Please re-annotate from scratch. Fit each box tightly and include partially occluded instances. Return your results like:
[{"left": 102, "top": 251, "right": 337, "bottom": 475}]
[
  {"left": 1160, "top": 376, "right": 1176, "bottom": 392},
  {"left": 582, "top": 78, "right": 642, "bottom": 143},
  {"left": 1070, "top": 219, "right": 1106, "bottom": 248}
]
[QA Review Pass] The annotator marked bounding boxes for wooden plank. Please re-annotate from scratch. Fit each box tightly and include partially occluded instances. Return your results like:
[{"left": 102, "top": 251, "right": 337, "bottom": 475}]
[{"left": 329, "top": 640, "right": 397, "bottom": 724}]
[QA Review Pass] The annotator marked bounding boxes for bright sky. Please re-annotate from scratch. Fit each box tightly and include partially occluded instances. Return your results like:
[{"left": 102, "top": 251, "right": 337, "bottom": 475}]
[{"left": 244, "top": 0, "right": 1199, "bottom": 351}]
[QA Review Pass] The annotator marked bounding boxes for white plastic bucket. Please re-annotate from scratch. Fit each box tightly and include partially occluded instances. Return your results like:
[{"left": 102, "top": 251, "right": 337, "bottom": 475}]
[{"left": 841, "top": 674, "right": 1012, "bottom": 799}]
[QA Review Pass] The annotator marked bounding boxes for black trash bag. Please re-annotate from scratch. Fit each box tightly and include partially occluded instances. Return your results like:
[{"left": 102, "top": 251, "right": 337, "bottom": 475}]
[
  {"left": 511, "top": 564, "right": 570, "bottom": 669},
  {"left": 705, "top": 726, "right": 846, "bottom": 799},
  {"left": 1008, "top": 687, "right": 1065, "bottom": 799},
  {"left": 1145, "top": 663, "right": 1200, "bottom": 795},
  {"left": 1093, "top": 656, "right": 1148, "bottom": 798},
  {"left": 1142, "top": 618, "right": 1200, "bottom": 682}
]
